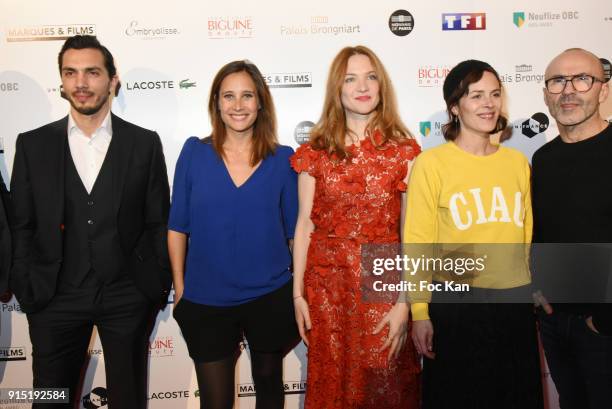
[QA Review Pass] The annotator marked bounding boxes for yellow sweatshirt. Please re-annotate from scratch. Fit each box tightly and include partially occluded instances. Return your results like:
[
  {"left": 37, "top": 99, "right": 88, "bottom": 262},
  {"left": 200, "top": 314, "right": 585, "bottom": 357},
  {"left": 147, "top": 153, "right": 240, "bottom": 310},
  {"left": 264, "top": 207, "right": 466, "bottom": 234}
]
[{"left": 403, "top": 142, "right": 532, "bottom": 321}]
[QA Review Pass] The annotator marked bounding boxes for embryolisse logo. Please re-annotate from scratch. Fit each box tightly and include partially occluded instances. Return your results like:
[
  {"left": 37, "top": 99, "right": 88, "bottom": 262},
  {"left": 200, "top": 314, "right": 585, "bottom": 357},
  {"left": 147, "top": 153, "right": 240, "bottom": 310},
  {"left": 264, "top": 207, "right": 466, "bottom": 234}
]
[{"left": 124, "top": 20, "right": 180, "bottom": 39}]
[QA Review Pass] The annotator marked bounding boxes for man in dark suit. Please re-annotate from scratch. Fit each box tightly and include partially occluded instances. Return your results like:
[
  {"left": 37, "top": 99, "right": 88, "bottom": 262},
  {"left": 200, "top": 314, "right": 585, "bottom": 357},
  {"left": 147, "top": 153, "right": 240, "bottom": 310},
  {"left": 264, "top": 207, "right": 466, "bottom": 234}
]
[
  {"left": 0, "top": 172, "right": 11, "bottom": 300},
  {"left": 10, "top": 35, "right": 170, "bottom": 409}
]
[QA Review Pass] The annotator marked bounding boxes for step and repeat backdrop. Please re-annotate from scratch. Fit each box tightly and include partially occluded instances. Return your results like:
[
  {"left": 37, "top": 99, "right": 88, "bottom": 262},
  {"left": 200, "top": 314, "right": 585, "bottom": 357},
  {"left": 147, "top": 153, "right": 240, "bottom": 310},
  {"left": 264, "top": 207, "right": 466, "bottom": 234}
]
[{"left": 0, "top": 0, "right": 611, "bottom": 408}]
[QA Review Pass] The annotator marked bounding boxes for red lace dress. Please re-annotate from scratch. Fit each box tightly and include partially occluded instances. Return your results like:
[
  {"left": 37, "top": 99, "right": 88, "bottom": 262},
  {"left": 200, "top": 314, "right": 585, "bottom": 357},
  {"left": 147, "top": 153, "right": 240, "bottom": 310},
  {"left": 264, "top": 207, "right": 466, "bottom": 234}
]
[{"left": 291, "top": 135, "right": 422, "bottom": 409}]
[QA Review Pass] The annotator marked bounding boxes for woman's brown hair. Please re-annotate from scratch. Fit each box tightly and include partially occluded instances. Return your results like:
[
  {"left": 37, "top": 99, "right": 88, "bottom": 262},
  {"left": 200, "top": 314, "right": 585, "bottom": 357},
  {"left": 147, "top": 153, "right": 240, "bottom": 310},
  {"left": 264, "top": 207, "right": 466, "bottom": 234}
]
[
  {"left": 441, "top": 59, "right": 508, "bottom": 141},
  {"left": 309, "top": 46, "right": 415, "bottom": 159},
  {"left": 207, "top": 60, "right": 277, "bottom": 165}
]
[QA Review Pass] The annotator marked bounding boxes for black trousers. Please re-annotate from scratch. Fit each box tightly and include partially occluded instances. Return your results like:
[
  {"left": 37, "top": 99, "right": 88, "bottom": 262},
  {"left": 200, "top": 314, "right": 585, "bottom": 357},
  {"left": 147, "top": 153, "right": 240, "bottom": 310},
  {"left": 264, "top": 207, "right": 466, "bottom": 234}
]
[
  {"left": 539, "top": 311, "right": 612, "bottom": 409},
  {"left": 26, "top": 275, "right": 156, "bottom": 409}
]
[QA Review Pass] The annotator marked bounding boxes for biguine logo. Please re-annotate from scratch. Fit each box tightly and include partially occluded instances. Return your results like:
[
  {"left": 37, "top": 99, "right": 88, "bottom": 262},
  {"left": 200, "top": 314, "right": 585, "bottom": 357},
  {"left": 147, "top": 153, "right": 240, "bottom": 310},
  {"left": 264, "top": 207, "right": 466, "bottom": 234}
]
[
  {"left": 208, "top": 16, "right": 253, "bottom": 39},
  {"left": 513, "top": 12, "right": 526, "bottom": 27},
  {"left": 294, "top": 121, "right": 315, "bottom": 145},
  {"left": 442, "top": 13, "right": 486, "bottom": 30},
  {"left": 83, "top": 387, "right": 108, "bottom": 409},
  {"left": 124, "top": 20, "right": 179, "bottom": 39},
  {"left": 517, "top": 112, "right": 549, "bottom": 138},
  {"left": 417, "top": 65, "right": 451, "bottom": 87},
  {"left": 6, "top": 24, "right": 95, "bottom": 42},
  {"left": 0, "top": 346, "right": 26, "bottom": 361},
  {"left": 388, "top": 10, "right": 415, "bottom": 36},
  {"left": 149, "top": 336, "right": 175, "bottom": 358},
  {"left": 600, "top": 58, "right": 611, "bottom": 82},
  {"left": 280, "top": 16, "right": 360, "bottom": 36},
  {"left": 263, "top": 72, "right": 312, "bottom": 88},
  {"left": 513, "top": 10, "right": 579, "bottom": 28}
]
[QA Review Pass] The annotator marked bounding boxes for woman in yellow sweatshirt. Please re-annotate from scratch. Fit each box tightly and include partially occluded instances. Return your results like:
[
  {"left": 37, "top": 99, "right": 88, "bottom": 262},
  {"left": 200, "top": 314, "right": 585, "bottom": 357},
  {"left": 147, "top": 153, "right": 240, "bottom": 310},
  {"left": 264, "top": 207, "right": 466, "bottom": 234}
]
[{"left": 403, "top": 60, "right": 543, "bottom": 409}]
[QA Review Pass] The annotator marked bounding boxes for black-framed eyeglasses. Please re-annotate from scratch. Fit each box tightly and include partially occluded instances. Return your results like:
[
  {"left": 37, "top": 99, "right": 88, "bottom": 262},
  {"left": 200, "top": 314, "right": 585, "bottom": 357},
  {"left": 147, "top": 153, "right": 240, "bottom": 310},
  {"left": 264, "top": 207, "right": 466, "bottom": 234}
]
[{"left": 545, "top": 74, "right": 605, "bottom": 94}]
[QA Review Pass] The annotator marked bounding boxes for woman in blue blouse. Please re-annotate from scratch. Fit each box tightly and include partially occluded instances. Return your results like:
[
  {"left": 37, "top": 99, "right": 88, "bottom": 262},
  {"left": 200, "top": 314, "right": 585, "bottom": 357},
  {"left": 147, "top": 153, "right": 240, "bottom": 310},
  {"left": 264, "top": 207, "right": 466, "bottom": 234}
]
[{"left": 168, "top": 60, "right": 299, "bottom": 409}]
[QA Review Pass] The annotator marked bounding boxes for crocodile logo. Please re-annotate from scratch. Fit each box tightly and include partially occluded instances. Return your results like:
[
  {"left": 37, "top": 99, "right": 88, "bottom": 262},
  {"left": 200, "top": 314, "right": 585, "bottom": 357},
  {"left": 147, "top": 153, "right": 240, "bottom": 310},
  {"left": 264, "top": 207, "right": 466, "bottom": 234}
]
[{"left": 179, "top": 79, "right": 196, "bottom": 89}]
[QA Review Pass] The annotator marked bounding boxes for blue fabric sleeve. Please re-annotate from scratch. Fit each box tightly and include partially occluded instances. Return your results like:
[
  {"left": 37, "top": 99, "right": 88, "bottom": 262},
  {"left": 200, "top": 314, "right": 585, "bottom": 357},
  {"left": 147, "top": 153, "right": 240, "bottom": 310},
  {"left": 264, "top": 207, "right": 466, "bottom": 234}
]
[
  {"left": 168, "top": 137, "right": 198, "bottom": 234},
  {"left": 280, "top": 146, "right": 298, "bottom": 239}
]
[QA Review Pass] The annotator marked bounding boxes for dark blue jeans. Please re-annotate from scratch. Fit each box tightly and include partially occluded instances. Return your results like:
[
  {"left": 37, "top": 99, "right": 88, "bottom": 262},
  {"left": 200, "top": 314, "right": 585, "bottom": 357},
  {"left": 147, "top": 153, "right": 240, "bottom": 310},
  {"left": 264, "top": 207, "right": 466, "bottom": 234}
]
[{"left": 539, "top": 311, "right": 612, "bottom": 409}]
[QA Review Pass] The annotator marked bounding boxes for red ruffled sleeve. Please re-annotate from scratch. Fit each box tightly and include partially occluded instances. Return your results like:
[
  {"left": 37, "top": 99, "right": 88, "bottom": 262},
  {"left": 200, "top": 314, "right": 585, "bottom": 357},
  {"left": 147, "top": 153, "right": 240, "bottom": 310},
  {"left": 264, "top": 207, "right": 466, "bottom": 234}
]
[
  {"left": 397, "top": 138, "right": 422, "bottom": 192},
  {"left": 290, "top": 143, "right": 321, "bottom": 177}
]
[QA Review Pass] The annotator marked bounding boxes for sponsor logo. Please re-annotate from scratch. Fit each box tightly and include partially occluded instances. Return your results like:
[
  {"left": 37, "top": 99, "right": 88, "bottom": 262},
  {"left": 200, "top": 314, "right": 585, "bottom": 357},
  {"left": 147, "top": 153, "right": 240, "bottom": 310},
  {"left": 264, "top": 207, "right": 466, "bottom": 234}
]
[
  {"left": 512, "top": 10, "right": 579, "bottom": 28},
  {"left": 6, "top": 24, "right": 95, "bottom": 42},
  {"left": 442, "top": 13, "right": 486, "bottom": 30},
  {"left": 500, "top": 64, "right": 545, "bottom": 84},
  {"left": 149, "top": 336, "right": 175, "bottom": 358},
  {"left": 280, "top": 16, "right": 360, "bottom": 36},
  {"left": 124, "top": 20, "right": 179, "bottom": 39},
  {"left": 388, "top": 10, "right": 415, "bottom": 36},
  {"left": 0, "top": 137, "right": 4, "bottom": 154},
  {"left": 208, "top": 16, "right": 254, "bottom": 39},
  {"left": 88, "top": 349, "right": 103, "bottom": 356},
  {"left": 295, "top": 121, "right": 315, "bottom": 145},
  {"left": 515, "top": 112, "right": 549, "bottom": 138},
  {"left": 237, "top": 381, "right": 306, "bottom": 397},
  {"left": 513, "top": 12, "right": 526, "bottom": 28},
  {"left": 605, "top": 16, "right": 612, "bottom": 22},
  {"left": 0, "top": 82, "right": 19, "bottom": 92},
  {"left": 417, "top": 65, "right": 451, "bottom": 87},
  {"left": 419, "top": 121, "right": 444, "bottom": 138},
  {"left": 179, "top": 79, "right": 197, "bottom": 89},
  {"left": 124, "top": 79, "right": 197, "bottom": 91},
  {"left": 83, "top": 387, "right": 108, "bottom": 409},
  {"left": 0, "top": 346, "right": 26, "bottom": 361},
  {"left": 420, "top": 122, "right": 431, "bottom": 137},
  {"left": 1, "top": 300, "right": 21, "bottom": 313},
  {"left": 600, "top": 58, "right": 611, "bottom": 82},
  {"left": 148, "top": 390, "right": 190, "bottom": 400},
  {"left": 284, "top": 380, "right": 307, "bottom": 395},
  {"left": 263, "top": 72, "right": 312, "bottom": 88}
]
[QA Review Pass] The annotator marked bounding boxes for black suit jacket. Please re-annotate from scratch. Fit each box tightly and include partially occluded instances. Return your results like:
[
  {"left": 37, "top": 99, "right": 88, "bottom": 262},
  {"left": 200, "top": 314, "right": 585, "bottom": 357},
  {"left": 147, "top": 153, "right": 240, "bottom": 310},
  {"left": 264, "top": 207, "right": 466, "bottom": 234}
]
[
  {"left": 9, "top": 113, "right": 171, "bottom": 313},
  {"left": 0, "top": 173, "right": 11, "bottom": 295}
]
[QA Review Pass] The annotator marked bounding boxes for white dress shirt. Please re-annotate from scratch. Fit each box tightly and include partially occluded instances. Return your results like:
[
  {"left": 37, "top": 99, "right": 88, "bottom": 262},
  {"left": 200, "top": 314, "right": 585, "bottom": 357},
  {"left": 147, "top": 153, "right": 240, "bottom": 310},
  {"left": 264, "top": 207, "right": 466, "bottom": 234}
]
[{"left": 67, "top": 112, "right": 113, "bottom": 194}]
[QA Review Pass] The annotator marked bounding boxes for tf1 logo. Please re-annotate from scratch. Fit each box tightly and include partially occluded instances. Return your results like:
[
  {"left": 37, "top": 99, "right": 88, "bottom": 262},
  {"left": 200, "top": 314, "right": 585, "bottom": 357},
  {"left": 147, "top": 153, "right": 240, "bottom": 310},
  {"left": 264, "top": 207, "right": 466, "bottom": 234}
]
[{"left": 442, "top": 13, "right": 486, "bottom": 30}]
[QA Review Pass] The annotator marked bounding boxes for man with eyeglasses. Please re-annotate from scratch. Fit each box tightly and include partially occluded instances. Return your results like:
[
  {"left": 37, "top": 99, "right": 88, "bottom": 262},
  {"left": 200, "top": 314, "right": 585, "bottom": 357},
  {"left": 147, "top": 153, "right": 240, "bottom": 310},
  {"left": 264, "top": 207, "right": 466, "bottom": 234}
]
[{"left": 532, "top": 48, "right": 611, "bottom": 409}]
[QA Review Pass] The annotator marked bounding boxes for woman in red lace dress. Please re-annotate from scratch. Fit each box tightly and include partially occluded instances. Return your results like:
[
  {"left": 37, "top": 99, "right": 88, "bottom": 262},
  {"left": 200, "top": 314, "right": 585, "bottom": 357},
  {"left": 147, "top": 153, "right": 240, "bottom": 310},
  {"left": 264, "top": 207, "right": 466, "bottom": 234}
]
[{"left": 291, "top": 46, "right": 421, "bottom": 409}]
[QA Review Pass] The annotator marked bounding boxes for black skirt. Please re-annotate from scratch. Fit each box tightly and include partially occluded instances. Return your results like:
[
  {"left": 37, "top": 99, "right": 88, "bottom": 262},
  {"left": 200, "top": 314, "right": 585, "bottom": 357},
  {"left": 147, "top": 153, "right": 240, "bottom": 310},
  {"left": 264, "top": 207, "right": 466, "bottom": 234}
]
[{"left": 423, "top": 300, "right": 544, "bottom": 409}]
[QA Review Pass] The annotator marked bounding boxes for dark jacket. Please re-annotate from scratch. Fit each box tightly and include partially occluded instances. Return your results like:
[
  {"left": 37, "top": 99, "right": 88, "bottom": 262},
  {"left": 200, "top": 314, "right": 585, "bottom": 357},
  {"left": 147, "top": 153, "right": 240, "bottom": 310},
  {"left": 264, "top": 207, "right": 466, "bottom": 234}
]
[{"left": 9, "top": 114, "right": 171, "bottom": 313}]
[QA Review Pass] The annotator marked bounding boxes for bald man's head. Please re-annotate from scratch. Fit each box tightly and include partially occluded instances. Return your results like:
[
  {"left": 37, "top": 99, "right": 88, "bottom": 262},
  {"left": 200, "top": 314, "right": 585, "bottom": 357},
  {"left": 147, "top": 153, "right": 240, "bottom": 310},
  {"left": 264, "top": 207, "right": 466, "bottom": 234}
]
[
  {"left": 545, "top": 48, "right": 605, "bottom": 80},
  {"left": 543, "top": 48, "right": 609, "bottom": 135}
]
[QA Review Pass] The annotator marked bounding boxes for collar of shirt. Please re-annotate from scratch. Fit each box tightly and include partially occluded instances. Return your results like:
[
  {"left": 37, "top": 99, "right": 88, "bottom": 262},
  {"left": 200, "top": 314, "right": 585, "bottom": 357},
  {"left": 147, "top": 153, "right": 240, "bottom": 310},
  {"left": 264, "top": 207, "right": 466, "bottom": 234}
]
[{"left": 67, "top": 111, "right": 113, "bottom": 153}]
